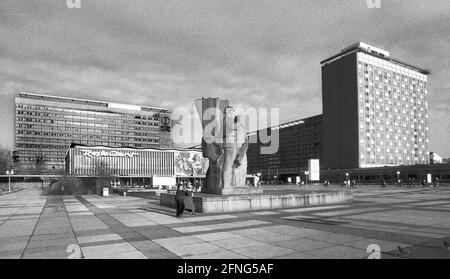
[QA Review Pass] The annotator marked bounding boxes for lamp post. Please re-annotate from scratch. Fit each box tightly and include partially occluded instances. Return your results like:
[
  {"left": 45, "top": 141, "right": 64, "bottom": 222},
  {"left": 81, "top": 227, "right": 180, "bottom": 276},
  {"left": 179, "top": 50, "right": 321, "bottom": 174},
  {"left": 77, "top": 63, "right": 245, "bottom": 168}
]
[
  {"left": 5, "top": 170, "right": 13, "bottom": 192},
  {"left": 276, "top": 168, "right": 279, "bottom": 185},
  {"left": 305, "top": 171, "right": 310, "bottom": 187}
]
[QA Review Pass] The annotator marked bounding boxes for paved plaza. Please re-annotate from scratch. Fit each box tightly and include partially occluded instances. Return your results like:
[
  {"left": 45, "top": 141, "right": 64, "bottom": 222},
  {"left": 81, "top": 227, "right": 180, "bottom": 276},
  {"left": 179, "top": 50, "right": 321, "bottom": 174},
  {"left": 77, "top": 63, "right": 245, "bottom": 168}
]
[{"left": 1, "top": 185, "right": 450, "bottom": 259}]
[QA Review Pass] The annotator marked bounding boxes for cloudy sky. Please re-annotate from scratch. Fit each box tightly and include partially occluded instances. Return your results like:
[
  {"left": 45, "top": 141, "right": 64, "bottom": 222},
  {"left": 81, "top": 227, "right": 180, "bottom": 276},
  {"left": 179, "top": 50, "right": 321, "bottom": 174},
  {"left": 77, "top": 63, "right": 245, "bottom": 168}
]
[{"left": 0, "top": 0, "right": 449, "bottom": 156}]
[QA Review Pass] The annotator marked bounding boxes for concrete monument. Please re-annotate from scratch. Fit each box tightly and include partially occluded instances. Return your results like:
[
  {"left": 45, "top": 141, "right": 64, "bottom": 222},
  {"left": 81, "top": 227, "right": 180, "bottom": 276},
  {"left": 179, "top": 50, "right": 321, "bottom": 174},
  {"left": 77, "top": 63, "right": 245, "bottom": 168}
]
[
  {"left": 160, "top": 97, "right": 353, "bottom": 213},
  {"left": 194, "top": 97, "right": 261, "bottom": 195}
]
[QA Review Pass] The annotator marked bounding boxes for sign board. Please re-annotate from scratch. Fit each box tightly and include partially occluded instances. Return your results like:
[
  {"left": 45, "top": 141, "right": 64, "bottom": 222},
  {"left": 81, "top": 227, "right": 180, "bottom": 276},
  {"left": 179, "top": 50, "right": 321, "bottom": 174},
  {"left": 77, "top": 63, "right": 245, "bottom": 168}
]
[
  {"left": 427, "top": 174, "right": 432, "bottom": 183},
  {"left": 296, "top": 176, "right": 301, "bottom": 184},
  {"left": 152, "top": 176, "right": 176, "bottom": 187},
  {"left": 102, "top": 188, "right": 109, "bottom": 197},
  {"left": 159, "top": 113, "right": 172, "bottom": 132},
  {"left": 308, "top": 159, "right": 320, "bottom": 181},
  {"left": 287, "top": 177, "right": 292, "bottom": 183},
  {"left": 81, "top": 150, "right": 138, "bottom": 158}
]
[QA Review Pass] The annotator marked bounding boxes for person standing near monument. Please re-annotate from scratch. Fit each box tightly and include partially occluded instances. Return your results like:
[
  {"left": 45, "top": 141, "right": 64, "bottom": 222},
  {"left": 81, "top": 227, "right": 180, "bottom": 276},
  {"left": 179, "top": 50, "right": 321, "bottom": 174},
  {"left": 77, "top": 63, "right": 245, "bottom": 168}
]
[
  {"left": 184, "top": 185, "right": 196, "bottom": 216},
  {"left": 175, "top": 184, "right": 186, "bottom": 217}
]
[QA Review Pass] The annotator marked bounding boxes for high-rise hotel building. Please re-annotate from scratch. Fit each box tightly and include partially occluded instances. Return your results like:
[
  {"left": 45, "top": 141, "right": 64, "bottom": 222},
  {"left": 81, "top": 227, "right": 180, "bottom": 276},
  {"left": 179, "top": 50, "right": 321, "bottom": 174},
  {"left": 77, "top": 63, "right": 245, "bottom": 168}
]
[
  {"left": 321, "top": 42, "right": 430, "bottom": 169},
  {"left": 14, "top": 92, "right": 172, "bottom": 174}
]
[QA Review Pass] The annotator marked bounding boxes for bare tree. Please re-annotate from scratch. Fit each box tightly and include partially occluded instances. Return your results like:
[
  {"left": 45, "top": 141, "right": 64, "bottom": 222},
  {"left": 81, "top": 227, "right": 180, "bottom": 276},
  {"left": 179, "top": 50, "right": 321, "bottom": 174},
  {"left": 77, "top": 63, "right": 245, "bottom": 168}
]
[
  {"left": 0, "top": 146, "right": 12, "bottom": 174},
  {"left": 34, "top": 152, "right": 47, "bottom": 175},
  {"left": 92, "top": 158, "right": 115, "bottom": 193}
]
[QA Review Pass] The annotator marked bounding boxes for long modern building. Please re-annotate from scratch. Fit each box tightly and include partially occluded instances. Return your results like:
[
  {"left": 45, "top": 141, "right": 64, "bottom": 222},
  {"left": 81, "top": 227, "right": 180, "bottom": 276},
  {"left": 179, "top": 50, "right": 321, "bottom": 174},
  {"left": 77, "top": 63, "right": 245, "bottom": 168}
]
[
  {"left": 13, "top": 92, "right": 173, "bottom": 174},
  {"left": 66, "top": 144, "right": 208, "bottom": 187},
  {"left": 321, "top": 42, "right": 430, "bottom": 169},
  {"left": 247, "top": 115, "right": 322, "bottom": 182}
]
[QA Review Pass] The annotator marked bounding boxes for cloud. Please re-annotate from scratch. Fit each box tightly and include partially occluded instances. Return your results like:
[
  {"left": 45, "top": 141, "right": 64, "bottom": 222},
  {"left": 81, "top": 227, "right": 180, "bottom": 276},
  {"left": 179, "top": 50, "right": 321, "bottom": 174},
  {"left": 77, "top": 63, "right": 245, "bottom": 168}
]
[{"left": 0, "top": 0, "right": 449, "bottom": 156}]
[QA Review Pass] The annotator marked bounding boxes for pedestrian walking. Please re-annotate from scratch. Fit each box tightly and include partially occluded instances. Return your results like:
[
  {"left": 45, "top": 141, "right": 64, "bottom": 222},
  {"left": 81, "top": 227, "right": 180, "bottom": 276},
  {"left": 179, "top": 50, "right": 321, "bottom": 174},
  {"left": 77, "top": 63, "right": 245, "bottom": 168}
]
[
  {"left": 434, "top": 177, "right": 440, "bottom": 188},
  {"left": 350, "top": 178, "right": 356, "bottom": 189},
  {"left": 184, "top": 185, "right": 196, "bottom": 216},
  {"left": 175, "top": 184, "right": 185, "bottom": 217}
]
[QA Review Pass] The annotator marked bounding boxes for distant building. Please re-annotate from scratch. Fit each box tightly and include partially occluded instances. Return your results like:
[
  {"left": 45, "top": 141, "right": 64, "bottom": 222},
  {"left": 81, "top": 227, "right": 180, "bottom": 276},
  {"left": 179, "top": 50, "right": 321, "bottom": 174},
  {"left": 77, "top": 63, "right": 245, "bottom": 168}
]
[
  {"left": 321, "top": 42, "right": 430, "bottom": 169},
  {"left": 13, "top": 92, "right": 173, "bottom": 174},
  {"left": 430, "top": 152, "right": 443, "bottom": 164},
  {"left": 247, "top": 115, "right": 322, "bottom": 182}
]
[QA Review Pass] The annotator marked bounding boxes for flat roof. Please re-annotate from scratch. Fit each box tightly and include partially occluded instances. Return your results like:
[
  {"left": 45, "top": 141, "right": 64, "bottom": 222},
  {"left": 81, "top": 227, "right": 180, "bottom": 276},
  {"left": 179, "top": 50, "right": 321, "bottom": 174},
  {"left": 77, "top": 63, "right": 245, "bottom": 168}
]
[
  {"left": 248, "top": 114, "right": 322, "bottom": 136},
  {"left": 68, "top": 143, "right": 200, "bottom": 152},
  {"left": 320, "top": 42, "right": 431, "bottom": 75},
  {"left": 17, "top": 92, "right": 169, "bottom": 113}
]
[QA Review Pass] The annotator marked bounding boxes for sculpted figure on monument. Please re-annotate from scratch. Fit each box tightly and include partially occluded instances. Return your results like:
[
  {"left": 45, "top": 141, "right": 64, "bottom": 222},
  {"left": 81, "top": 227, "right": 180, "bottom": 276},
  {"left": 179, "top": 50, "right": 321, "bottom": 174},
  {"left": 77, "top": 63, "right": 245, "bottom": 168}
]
[
  {"left": 233, "top": 115, "right": 249, "bottom": 187},
  {"left": 222, "top": 106, "right": 238, "bottom": 191},
  {"left": 201, "top": 136, "right": 223, "bottom": 193},
  {"left": 195, "top": 97, "right": 229, "bottom": 194}
]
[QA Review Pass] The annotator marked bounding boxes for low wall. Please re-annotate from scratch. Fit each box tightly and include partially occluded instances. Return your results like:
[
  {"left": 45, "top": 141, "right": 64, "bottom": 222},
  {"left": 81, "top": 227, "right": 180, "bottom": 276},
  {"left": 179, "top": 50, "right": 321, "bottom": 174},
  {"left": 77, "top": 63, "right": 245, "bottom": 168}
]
[
  {"left": 160, "top": 190, "right": 353, "bottom": 214},
  {"left": 0, "top": 181, "right": 45, "bottom": 191}
]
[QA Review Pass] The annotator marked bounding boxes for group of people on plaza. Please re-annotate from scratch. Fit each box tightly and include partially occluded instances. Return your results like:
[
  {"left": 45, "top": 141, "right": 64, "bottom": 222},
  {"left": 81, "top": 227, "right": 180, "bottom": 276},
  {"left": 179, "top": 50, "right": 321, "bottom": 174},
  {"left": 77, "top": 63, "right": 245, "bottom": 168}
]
[
  {"left": 405, "top": 177, "right": 440, "bottom": 188},
  {"left": 174, "top": 180, "right": 197, "bottom": 217},
  {"left": 341, "top": 178, "right": 357, "bottom": 188},
  {"left": 381, "top": 177, "right": 440, "bottom": 188},
  {"left": 332, "top": 176, "right": 441, "bottom": 188}
]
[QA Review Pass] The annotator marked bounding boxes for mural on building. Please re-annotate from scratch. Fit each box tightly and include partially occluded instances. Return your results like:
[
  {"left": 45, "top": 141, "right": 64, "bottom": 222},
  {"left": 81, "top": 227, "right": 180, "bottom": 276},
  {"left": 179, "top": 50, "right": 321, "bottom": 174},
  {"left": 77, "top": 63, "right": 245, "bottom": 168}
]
[{"left": 174, "top": 151, "right": 209, "bottom": 176}]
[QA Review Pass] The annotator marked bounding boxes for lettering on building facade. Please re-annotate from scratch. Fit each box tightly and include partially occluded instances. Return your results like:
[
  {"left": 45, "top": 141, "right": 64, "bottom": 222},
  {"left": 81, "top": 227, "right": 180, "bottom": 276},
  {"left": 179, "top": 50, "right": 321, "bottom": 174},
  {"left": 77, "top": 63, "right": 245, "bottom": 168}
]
[{"left": 80, "top": 150, "right": 139, "bottom": 158}]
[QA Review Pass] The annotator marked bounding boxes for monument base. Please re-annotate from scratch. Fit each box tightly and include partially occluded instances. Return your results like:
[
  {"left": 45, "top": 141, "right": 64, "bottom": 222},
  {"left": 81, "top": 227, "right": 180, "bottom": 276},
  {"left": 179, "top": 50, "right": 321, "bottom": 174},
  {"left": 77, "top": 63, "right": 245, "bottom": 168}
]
[
  {"left": 160, "top": 189, "right": 353, "bottom": 214},
  {"left": 201, "top": 186, "right": 264, "bottom": 195}
]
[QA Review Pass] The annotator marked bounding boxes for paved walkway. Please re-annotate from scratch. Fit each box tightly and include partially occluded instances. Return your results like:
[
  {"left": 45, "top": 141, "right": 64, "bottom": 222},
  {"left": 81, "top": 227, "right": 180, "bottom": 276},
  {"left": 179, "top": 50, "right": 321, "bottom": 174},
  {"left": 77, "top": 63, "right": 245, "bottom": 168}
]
[{"left": 1, "top": 185, "right": 450, "bottom": 259}]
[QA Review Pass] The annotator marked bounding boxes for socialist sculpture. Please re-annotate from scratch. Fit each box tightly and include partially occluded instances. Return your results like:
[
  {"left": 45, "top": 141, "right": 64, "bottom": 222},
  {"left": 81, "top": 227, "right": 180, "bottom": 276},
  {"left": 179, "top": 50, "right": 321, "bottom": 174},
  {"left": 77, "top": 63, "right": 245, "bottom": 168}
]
[{"left": 195, "top": 98, "right": 252, "bottom": 195}]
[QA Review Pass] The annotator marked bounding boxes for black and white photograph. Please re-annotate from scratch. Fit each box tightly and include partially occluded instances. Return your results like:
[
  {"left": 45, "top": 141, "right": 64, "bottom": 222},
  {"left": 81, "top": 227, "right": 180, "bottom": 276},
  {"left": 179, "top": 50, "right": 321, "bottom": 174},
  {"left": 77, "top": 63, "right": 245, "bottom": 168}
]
[{"left": 0, "top": 0, "right": 450, "bottom": 264}]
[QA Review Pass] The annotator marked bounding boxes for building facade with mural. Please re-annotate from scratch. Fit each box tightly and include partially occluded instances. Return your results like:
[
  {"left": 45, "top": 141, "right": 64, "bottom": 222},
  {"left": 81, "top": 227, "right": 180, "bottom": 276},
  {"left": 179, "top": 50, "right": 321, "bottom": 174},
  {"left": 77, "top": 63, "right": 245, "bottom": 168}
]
[{"left": 65, "top": 145, "right": 208, "bottom": 187}]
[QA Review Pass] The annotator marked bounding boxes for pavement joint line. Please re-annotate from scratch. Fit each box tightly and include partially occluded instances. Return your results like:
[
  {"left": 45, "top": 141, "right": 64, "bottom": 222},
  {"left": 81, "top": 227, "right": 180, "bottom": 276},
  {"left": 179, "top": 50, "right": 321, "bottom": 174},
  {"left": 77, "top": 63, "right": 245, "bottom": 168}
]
[
  {"left": 75, "top": 195, "right": 280, "bottom": 258},
  {"left": 63, "top": 196, "right": 85, "bottom": 259},
  {"left": 0, "top": 199, "right": 29, "bottom": 226},
  {"left": 341, "top": 223, "right": 449, "bottom": 239},
  {"left": 340, "top": 211, "right": 450, "bottom": 229},
  {"left": 74, "top": 195, "right": 177, "bottom": 258},
  {"left": 19, "top": 196, "right": 50, "bottom": 259},
  {"left": 352, "top": 188, "right": 449, "bottom": 198}
]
